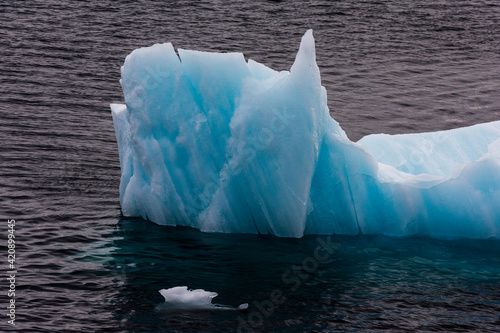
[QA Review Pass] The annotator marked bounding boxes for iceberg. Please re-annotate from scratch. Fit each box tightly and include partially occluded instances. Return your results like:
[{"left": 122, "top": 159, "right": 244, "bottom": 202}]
[{"left": 111, "top": 30, "right": 500, "bottom": 239}]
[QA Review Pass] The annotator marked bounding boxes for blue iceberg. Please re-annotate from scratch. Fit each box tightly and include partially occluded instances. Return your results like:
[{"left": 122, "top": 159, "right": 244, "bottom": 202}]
[{"left": 111, "top": 30, "right": 500, "bottom": 238}]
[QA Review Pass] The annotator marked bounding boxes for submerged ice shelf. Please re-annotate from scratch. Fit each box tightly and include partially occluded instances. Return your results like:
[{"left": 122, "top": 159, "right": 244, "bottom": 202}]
[{"left": 111, "top": 30, "right": 500, "bottom": 239}]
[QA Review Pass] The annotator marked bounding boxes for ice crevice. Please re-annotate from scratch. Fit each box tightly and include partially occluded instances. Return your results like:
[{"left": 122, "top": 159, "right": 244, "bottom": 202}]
[{"left": 111, "top": 29, "right": 500, "bottom": 239}]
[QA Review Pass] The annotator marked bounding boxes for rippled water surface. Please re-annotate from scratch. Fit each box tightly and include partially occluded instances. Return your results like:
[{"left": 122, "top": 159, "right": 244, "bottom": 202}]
[{"left": 1, "top": 0, "right": 500, "bottom": 332}]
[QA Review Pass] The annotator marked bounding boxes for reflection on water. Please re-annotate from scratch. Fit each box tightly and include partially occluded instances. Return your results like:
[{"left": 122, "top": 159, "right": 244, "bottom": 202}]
[{"left": 105, "top": 218, "right": 500, "bottom": 332}]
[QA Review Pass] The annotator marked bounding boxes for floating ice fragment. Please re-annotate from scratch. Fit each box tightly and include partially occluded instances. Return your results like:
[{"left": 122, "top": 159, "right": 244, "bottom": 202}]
[{"left": 158, "top": 286, "right": 247, "bottom": 311}]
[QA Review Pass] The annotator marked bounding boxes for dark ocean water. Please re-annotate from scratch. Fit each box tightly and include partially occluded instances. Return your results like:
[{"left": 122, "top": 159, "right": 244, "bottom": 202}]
[{"left": 1, "top": 0, "right": 500, "bottom": 332}]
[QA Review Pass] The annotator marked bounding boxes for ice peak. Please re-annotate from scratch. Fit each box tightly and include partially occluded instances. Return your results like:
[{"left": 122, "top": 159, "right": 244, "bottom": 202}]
[{"left": 291, "top": 29, "right": 317, "bottom": 77}]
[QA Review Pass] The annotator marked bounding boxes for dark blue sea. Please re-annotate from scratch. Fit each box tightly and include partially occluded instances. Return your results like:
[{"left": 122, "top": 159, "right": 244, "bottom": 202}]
[{"left": 1, "top": 1, "right": 500, "bottom": 332}]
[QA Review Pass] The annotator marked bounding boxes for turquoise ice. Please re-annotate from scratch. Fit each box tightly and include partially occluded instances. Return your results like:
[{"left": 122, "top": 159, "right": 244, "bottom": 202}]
[{"left": 111, "top": 30, "right": 500, "bottom": 238}]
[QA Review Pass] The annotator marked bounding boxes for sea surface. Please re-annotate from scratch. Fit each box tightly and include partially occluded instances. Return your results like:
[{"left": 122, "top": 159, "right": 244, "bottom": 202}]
[{"left": 1, "top": 0, "right": 500, "bottom": 332}]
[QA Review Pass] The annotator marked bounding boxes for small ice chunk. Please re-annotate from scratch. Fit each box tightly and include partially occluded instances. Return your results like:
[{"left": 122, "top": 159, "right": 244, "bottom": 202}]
[{"left": 159, "top": 286, "right": 245, "bottom": 311}]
